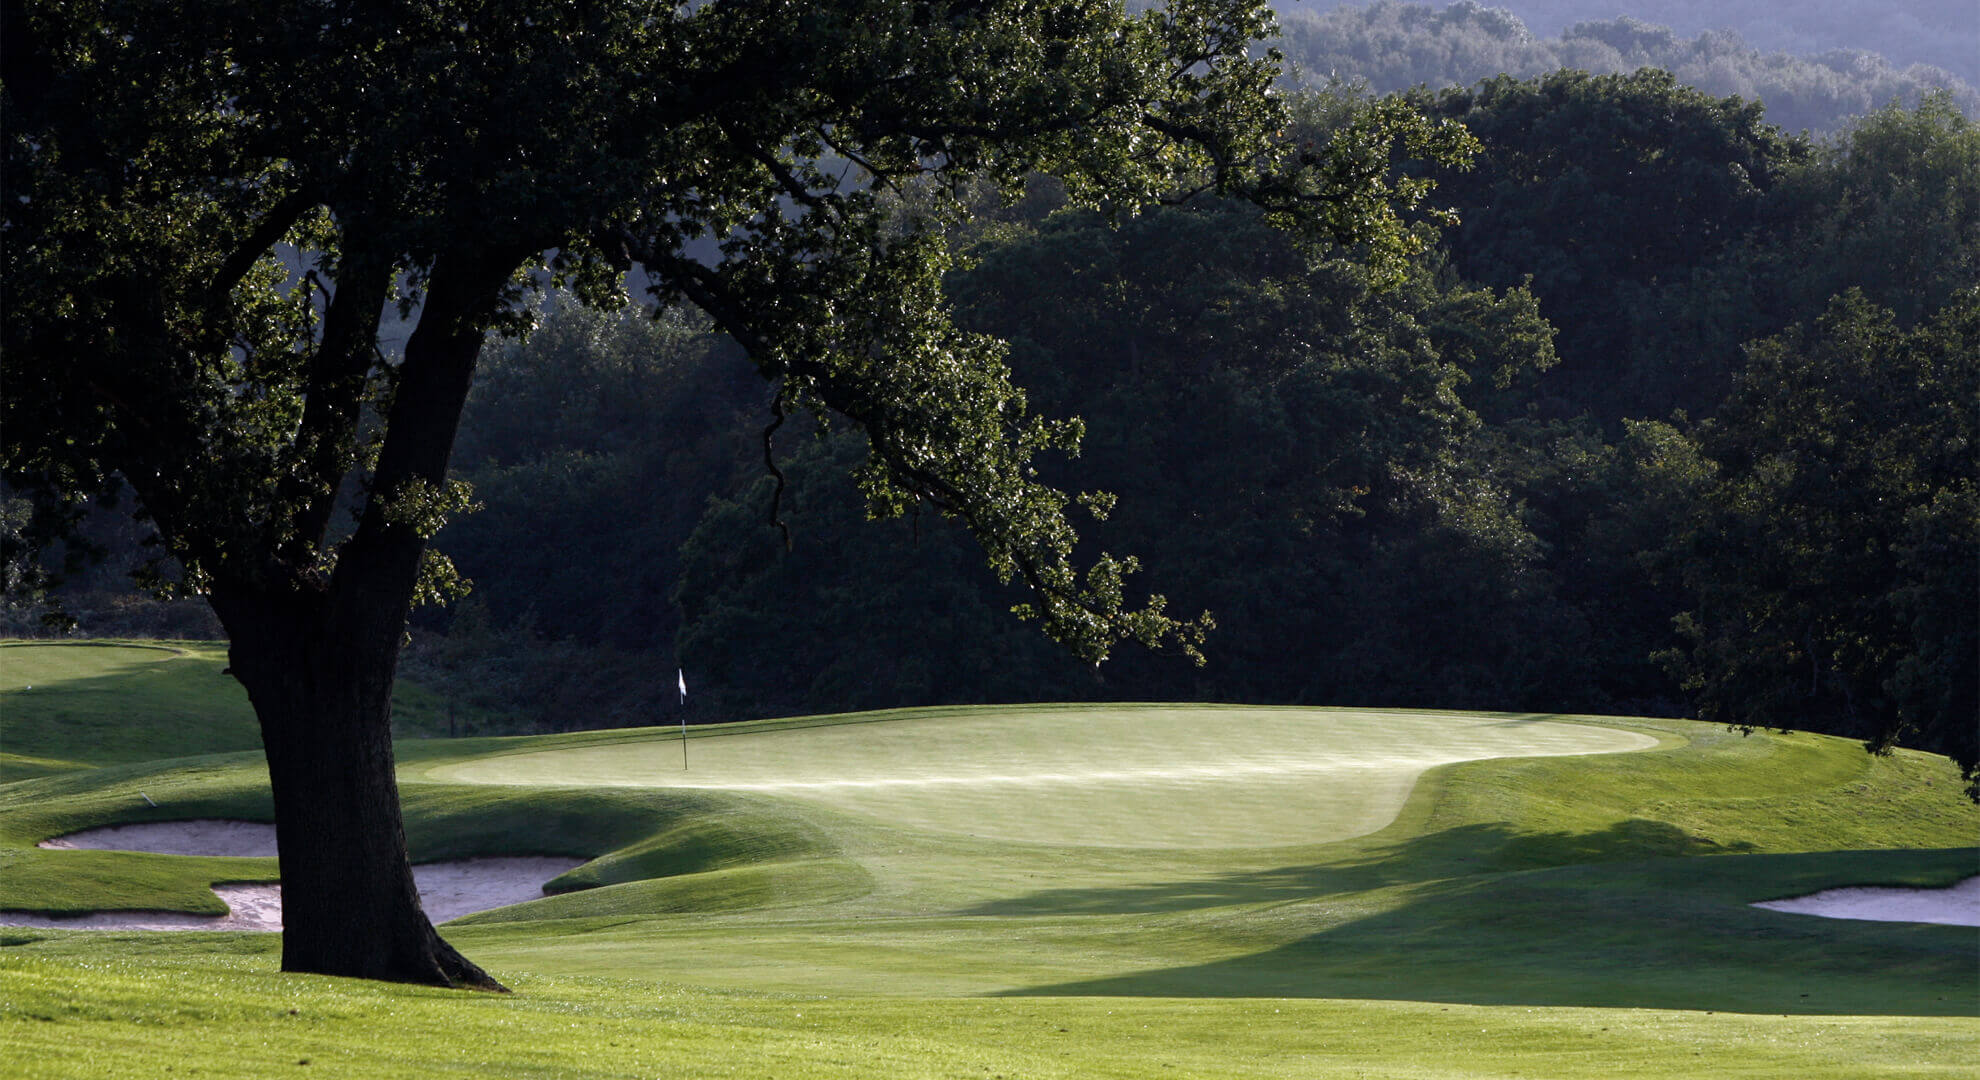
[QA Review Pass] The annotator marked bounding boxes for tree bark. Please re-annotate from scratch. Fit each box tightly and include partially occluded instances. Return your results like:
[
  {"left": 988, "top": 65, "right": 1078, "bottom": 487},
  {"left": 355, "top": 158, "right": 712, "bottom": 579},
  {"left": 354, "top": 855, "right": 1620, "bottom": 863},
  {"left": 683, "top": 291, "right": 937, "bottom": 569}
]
[
  {"left": 204, "top": 248, "right": 522, "bottom": 990},
  {"left": 215, "top": 586, "right": 503, "bottom": 990}
]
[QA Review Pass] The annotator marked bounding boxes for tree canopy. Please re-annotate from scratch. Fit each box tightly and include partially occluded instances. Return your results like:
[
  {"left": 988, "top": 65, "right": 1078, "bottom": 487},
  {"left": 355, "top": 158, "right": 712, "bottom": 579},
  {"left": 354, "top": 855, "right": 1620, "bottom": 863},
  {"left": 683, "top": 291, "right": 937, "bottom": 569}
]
[{"left": 1665, "top": 292, "right": 1978, "bottom": 792}]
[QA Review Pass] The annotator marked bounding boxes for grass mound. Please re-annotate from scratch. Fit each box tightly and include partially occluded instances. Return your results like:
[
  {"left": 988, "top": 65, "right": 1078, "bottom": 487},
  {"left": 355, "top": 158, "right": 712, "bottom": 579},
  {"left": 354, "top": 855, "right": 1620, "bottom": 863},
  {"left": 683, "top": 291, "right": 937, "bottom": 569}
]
[
  {"left": 429, "top": 704, "right": 1658, "bottom": 848},
  {"left": 0, "top": 640, "right": 472, "bottom": 782}
]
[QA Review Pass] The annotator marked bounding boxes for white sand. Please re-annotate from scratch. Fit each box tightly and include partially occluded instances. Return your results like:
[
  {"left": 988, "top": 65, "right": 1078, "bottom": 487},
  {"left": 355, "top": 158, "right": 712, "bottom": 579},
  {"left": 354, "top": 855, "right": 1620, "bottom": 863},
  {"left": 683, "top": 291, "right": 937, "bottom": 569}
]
[
  {"left": 36, "top": 820, "right": 280, "bottom": 857},
  {"left": 1752, "top": 875, "right": 1980, "bottom": 927},
  {"left": 3, "top": 820, "right": 583, "bottom": 932}
]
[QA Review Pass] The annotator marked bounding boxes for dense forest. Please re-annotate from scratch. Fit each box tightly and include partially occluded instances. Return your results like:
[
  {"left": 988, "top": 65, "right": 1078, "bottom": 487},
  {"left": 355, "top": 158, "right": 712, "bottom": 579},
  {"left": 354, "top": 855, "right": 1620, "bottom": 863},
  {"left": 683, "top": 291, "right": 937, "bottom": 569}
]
[
  {"left": 392, "top": 80, "right": 1980, "bottom": 789},
  {"left": 9, "top": 10, "right": 1976, "bottom": 786}
]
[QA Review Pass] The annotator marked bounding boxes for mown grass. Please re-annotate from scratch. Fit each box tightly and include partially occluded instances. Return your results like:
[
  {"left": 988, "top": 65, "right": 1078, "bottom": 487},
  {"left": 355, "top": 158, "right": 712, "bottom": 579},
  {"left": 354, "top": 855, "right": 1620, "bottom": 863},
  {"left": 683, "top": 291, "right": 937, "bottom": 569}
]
[
  {"left": 1, "top": 641, "right": 1975, "bottom": 1077},
  {"left": 0, "top": 641, "right": 472, "bottom": 782},
  {"left": 3, "top": 948, "right": 1974, "bottom": 1079},
  {"left": 0, "top": 642, "right": 257, "bottom": 780}
]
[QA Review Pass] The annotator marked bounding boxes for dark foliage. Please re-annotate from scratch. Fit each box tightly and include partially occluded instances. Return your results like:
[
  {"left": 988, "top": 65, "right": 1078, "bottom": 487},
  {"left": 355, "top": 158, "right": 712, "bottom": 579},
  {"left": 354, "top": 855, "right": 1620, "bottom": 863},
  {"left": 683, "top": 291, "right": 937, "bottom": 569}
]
[{"left": 1665, "top": 292, "right": 1979, "bottom": 795}]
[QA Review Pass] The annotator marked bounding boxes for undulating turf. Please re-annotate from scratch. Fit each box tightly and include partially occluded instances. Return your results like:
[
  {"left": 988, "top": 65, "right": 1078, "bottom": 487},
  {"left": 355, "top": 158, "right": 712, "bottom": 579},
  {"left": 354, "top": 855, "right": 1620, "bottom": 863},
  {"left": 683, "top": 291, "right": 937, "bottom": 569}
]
[
  {"left": 430, "top": 705, "right": 1658, "bottom": 847},
  {"left": 2, "top": 641, "right": 1975, "bottom": 1077},
  {"left": 0, "top": 640, "right": 468, "bottom": 781}
]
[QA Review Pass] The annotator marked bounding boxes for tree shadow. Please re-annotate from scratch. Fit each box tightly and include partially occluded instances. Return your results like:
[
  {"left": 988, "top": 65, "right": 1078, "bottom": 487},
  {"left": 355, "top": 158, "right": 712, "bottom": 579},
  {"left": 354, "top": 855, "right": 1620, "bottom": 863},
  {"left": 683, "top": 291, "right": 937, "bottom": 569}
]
[{"left": 990, "top": 846, "right": 1978, "bottom": 1015}]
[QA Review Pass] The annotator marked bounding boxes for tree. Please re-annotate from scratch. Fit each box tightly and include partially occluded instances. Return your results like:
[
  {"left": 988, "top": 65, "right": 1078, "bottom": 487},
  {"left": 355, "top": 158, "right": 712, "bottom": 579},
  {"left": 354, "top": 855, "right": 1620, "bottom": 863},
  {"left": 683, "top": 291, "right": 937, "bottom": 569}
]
[
  {"left": 2, "top": 0, "right": 1468, "bottom": 987},
  {"left": 1663, "top": 291, "right": 1979, "bottom": 796},
  {"left": 1413, "top": 68, "right": 1809, "bottom": 422},
  {"left": 1748, "top": 93, "right": 1980, "bottom": 330}
]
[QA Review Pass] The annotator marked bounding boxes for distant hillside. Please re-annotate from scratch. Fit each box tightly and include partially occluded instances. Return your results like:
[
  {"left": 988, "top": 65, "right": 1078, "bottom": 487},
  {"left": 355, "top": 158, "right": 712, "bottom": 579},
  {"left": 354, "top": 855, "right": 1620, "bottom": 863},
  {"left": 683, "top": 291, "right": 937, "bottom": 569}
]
[
  {"left": 1278, "top": 1, "right": 1979, "bottom": 86},
  {"left": 1274, "top": 1, "right": 1978, "bottom": 133},
  {"left": 1462, "top": 0, "right": 1978, "bottom": 86}
]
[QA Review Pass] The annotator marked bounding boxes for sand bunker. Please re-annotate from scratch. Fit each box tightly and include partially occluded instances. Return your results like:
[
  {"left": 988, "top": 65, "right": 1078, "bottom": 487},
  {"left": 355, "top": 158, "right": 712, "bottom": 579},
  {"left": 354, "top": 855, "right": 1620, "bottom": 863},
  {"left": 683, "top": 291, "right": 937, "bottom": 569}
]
[
  {"left": 1752, "top": 875, "right": 1980, "bottom": 927},
  {"left": 37, "top": 820, "right": 280, "bottom": 857},
  {"left": 3, "top": 820, "right": 582, "bottom": 932}
]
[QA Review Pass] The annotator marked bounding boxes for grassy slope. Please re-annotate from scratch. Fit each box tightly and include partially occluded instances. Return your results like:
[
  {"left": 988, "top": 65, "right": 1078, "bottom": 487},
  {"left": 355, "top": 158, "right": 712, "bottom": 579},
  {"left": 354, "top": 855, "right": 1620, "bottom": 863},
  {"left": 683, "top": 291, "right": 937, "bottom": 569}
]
[
  {"left": 0, "top": 640, "right": 465, "bottom": 781},
  {"left": 1, "top": 643, "right": 1975, "bottom": 1077},
  {"left": 0, "top": 642, "right": 257, "bottom": 779}
]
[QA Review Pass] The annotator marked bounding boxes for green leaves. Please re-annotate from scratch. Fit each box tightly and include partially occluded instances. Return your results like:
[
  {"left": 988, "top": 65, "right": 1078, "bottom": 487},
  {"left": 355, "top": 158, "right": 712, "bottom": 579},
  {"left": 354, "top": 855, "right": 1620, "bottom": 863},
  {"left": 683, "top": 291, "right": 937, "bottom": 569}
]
[
  {"left": 1667, "top": 291, "right": 1980, "bottom": 793},
  {"left": 1256, "top": 93, "right": 1481, "bottom": 286},
  {"left": 379, "top": 478, "right": 481, "bottom": 543}
]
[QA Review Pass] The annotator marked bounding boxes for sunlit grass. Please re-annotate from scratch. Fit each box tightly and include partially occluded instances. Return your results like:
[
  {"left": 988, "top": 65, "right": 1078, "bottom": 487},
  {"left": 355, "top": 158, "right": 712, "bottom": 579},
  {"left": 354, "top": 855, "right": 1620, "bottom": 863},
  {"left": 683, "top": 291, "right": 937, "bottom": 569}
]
[
  {"left": 3, "top": 949, "right": 1974, "bottom": 1080},
  {"left": 429, "top": 705, "right": 1658, "bottom": 848}
]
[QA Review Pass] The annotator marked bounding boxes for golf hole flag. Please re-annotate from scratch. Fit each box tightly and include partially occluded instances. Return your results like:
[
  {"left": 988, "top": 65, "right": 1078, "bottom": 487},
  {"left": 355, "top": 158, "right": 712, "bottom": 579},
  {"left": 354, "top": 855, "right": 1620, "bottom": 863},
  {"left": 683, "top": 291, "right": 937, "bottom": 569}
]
[{"left": 678, "top": 669, "right": 687, "bottom": 704}]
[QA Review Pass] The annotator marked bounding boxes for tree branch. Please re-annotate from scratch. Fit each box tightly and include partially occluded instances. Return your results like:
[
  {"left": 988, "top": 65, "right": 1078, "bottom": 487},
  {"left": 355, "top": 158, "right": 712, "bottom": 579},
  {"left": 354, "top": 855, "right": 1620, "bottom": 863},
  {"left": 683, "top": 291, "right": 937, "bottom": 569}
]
[
  {"left": 762, "top": 391, "right": 792, "bottom": 551},
  {"left": 209, "top": 188, "right": 317, "bottom": 305},
  {"left": 274, "top": 239, "right": 395, "bottom": 571}
]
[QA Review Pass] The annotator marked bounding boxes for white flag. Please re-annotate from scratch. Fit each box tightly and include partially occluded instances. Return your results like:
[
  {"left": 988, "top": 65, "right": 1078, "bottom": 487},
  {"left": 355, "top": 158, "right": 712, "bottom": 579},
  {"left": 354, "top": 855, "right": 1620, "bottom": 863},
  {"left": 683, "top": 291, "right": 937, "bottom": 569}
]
[{"left": 677, "top": 669, "right": 687, "bottom": 704}]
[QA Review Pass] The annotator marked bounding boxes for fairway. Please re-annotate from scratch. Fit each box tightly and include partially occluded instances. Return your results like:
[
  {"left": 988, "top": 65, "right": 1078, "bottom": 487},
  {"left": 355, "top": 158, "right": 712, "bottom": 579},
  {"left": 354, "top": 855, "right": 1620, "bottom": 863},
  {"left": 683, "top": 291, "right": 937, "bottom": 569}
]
[{"left": 431, "top": 706, "right": 1658, "bottom": 847}]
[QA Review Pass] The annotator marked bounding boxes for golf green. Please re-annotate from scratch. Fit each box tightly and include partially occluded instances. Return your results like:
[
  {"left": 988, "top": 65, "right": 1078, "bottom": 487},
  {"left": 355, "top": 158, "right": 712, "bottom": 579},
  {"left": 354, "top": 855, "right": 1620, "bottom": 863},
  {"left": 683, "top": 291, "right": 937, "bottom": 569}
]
[{"left": 430, "top": 706, "right": 1658, "bottom": 847}]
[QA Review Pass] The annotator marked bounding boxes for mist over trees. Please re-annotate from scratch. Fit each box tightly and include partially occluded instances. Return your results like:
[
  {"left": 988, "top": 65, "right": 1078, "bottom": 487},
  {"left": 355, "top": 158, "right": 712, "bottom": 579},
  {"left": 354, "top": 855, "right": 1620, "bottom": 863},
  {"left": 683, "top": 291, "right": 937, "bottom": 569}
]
[
  {"left": 1426, "top": 0, "right": 1980, "bottom": 86},
  {"left": 1274, "top": 1, "right": 1978, "bottom": 134}
]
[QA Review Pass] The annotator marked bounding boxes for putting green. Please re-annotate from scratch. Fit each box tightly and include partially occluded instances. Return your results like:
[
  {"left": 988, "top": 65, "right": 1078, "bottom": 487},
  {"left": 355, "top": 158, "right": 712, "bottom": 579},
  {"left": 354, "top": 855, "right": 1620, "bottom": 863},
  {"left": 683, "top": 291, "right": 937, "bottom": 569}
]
[{"left": 431, "top": 707, "right": 1658, "bottom": 848}]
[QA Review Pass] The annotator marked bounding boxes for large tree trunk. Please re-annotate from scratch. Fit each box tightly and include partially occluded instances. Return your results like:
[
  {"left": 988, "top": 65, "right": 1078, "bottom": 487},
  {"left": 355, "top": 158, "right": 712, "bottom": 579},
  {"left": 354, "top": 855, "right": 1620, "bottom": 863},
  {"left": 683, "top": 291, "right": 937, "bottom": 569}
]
[
  {"left": 215, "top": 587, "right": 504, "bottom": 990},
  {"left": 202, "top": 249, "right": 519, "bottom": 990}
]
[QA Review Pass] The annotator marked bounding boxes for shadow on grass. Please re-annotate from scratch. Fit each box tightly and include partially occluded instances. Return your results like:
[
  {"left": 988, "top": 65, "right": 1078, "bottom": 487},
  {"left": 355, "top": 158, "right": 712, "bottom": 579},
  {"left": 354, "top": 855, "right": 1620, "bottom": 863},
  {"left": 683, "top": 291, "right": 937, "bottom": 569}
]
[
  {"left": 0, "top": 651, "right": 260, "bottom": 770},
  {"left": 997, "top": 846, "right": 1979, "bottom": 1016},
  {"left": 966, "top": 818, "right": 1754, "bottom": 916}
]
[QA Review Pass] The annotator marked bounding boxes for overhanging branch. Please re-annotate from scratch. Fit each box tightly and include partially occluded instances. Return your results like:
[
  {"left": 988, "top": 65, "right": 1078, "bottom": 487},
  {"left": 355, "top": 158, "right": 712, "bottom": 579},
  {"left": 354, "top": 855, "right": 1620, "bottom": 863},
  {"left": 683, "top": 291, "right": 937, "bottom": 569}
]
[{"left": 209, "top": 188, "right": 318, "bottom": 304}]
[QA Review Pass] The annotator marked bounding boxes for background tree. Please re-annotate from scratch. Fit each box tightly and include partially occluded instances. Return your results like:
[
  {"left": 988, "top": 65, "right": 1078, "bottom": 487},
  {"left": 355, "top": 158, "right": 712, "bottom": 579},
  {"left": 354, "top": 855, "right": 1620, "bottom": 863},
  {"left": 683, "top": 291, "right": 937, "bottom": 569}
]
[
  {"left": 2, "top": 0, "right": 1468, "bottom": 987},
  {"left": 439, "top": 298, "right": 761, "bottom": 656},
  {"left": 1412, "top": 68, "right": 1809, "bottom": 423},
  {"left": 1741, "top": 94, "right": 1980, "bottom": 329},
  {"left": 668, "top": 185, "right": 1577, "bottom": 716},
  {"left": 1663, "top": 291, "right": 1979, "bottom": 796}
]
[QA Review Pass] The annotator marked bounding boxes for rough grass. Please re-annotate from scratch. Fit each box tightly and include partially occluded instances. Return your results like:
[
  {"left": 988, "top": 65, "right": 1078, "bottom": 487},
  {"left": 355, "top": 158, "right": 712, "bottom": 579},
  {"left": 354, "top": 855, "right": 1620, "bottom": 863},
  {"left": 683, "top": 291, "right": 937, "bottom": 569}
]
[{"left": 1, "top": 642, "right": 1975, "bottom": 1076}]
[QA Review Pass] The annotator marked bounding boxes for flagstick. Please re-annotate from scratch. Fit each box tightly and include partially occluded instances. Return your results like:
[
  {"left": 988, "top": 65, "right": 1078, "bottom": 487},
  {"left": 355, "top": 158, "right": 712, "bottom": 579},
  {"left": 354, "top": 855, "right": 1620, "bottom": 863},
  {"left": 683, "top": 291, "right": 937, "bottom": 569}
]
[{"left": 678, "top": 668, "right": 688, "bottom": 771}]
